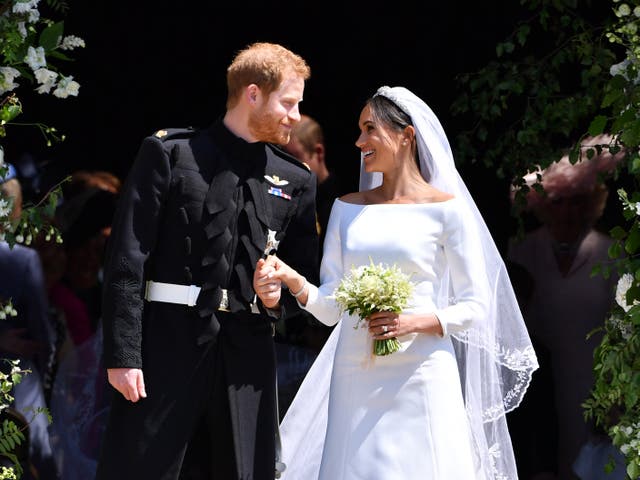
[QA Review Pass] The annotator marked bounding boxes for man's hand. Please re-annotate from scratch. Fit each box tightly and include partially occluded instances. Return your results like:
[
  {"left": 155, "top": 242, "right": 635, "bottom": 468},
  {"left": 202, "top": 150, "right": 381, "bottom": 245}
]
[
  {"left": 107, "top": 368, "right": 147, "bottom": 402},
  {"left": 254, "top": 256, "right": 282, "bottom": 309}
]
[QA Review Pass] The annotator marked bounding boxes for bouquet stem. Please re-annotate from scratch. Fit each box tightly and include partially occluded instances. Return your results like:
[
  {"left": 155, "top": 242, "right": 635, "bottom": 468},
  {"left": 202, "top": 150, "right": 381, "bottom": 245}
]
[{"left": 374, "top": 337, "right": 401, "bottom": 356}]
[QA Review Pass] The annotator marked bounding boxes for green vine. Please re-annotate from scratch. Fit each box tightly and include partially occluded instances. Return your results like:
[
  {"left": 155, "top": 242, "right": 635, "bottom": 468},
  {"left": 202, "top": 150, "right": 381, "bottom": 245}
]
[
  {"left": 0, "top": 0, "right": 84, "bottom": 477},
  {"left": 453, "top": 0, "right": 640, "bottom": 477}
]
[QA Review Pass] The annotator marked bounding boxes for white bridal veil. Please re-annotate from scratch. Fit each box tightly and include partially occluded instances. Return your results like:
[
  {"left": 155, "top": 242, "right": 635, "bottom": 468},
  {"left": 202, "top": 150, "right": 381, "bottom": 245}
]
[{"left": 280, "top": 86, "right": 538, "bottom": 480}]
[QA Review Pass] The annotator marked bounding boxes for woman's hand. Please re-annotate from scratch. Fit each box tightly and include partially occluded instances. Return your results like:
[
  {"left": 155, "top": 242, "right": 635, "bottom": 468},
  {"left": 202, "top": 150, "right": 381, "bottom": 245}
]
[
  {"left": 253, "top": 255, "right": 309, "bottom": 306},
  {"left": 253, "top": 257, "right": 282, "bottom": 309},
  {"left": 367, "top": 311, "right": 443, "bottom": 338}
]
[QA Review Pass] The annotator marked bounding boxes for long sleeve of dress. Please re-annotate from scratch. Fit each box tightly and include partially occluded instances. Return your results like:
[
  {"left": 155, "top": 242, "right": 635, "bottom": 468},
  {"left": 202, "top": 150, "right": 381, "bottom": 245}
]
[{"left": 433, "top": 202, "right": 488, "bottom": 336}]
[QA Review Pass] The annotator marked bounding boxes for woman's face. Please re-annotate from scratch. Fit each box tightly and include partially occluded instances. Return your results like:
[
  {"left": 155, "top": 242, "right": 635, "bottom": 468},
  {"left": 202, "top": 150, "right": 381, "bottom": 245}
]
[
  {"left": 355, "top": 104, "right": 404, "bottom": 174},
  {"left": 545, "top": 193, "right": 592, "bottom": 240}
]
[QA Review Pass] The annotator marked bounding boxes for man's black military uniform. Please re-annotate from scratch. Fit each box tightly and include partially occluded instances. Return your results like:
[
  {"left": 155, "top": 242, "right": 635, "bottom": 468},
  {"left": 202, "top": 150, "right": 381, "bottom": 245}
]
[{"left": 96, "top": 120, "right": 319, "bottom": 480}]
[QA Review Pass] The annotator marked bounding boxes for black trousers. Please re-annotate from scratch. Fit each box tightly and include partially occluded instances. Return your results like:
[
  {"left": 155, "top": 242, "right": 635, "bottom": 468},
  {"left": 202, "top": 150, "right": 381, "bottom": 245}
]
[{"left": 95, "top": 307, "right": 277, "bottom": 480}]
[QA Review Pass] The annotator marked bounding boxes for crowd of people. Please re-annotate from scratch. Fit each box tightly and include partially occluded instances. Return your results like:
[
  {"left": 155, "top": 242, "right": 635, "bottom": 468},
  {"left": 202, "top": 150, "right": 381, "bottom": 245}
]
[{"left": 0, "top": 41, "right": 627, "bottom": 480}]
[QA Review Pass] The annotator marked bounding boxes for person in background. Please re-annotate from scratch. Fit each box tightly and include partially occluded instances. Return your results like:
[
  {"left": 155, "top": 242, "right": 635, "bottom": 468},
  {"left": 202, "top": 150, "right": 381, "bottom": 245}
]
[
  {"left": 508, "top": 135, "right": 624, "bottom": 479},
  {"left": 282, "top": 114, "right": 343, "bottom": 253},
  {"left": 36, "top": 171, "right": 121, "bottom": 479},
  {"left": 0, "top": 163, "right": 58, "bottom": 479},
  {"left": 96, "top": 42, "right": 318, "bottom": 480}
]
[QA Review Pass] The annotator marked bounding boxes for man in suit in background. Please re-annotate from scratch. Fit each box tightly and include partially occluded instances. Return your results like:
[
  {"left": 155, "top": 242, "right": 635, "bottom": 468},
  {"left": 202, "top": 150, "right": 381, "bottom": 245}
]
[{"left": 96, "top": 42, "right": 319, "bottom": 480}]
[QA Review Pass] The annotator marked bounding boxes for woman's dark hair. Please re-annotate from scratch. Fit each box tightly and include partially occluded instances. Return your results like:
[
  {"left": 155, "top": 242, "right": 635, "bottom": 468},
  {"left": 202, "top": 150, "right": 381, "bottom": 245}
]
[{"left": 366, "top": 95, "right": 419, "bottom": 166}]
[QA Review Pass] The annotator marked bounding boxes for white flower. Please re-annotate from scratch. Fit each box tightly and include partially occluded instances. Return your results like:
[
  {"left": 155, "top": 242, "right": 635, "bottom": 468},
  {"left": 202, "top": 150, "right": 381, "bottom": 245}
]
[
  {"left": 611, "top": 59, "right": 630, "bottom": 78},
  {"left": 0, "top": 67, "right": 21, "bottom": 95},
  {"left": 24, "top": 46, "right": 46, "bottom": 71},
  {"left": 52, "top": 75, "right": 80, "bottom": 98},
  {"left": 634, "top": 202, "right": 640, "bottom": 215},
  {"left": 15, "top": 234, "right": 23, "bottom": 244},
  {"left": 615, "top": 273, "right": 638, "bottom": 312},
  {"left": 0, "top": 311, "right": 5, "bottom": 320},
  {"left": 27, "top": 8, "right": 39, "bottom": 23},
  {"left": 59, "top": 35, "right": 85, "bottom": 51},
  {"left": 617, "top": 3, "right": 632, "bottom": 17},
  {"left": 17, "top": 22, "right": 27, "bottom": 39},
  {"left": 608, "top": 314, "right": 633, "bottom": 340},
  {"left": 12, "top": 0, "right": 40, "bottom": 14},
  {"left": 0, "top": 199, "right": 11, "bottom": 218},
  {"left": 34, "top": 67, "right": 57, "bottom": 94}
]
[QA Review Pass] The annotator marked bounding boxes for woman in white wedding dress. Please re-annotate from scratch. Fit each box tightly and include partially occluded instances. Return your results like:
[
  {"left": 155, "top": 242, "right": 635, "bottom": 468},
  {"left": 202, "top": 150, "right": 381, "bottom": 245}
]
[{"left": 254, "top": 86, "right": 538, "bottom": 479}]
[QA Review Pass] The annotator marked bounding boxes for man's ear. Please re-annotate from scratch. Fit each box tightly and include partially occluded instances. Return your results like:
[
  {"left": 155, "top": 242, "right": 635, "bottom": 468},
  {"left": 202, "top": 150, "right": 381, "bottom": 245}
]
[{"left": 246, "top": 84, "right": 260, "bottom": 105}]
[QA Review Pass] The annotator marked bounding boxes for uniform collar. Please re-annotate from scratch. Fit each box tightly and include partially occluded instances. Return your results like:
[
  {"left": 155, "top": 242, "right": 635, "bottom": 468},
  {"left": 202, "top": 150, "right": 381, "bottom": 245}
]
[{"left": 208, "top": 118, "right": 266, "bottom": 160}]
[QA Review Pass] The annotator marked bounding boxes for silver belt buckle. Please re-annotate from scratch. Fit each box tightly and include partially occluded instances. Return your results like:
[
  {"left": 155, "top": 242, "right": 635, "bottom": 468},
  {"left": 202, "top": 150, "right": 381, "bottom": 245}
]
[{"left": 219, "top": 288, "right": 230, "bottom": 312}]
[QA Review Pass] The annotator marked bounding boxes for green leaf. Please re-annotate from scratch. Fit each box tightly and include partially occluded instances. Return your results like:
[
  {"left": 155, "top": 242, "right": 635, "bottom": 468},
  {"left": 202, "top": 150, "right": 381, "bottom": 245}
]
[
  {"left": 517, "top": 24, "right": 531, "bottom": 46},
  {"left": 39, "top": 21, "right": 64, "bottom": 51},
  {"left": 47, "top": 50, "right": 73, "bottom": 61},
  {"left": 610, "top": 226, "right": 627, "bottom": 240},
  {"left": 631, "top": 157, "right": 640, "bottom": 175},
  {"left": 0, "top": 105, "right": 21, "bottom": 124},
  {"left": 620, "top": 119, "right": 640, "bottom": 146},
  {"left": 588, "top": 115, "right": 607, "bottom": 136},
  {"left": 602, "top": 88, "right": 623, "bottom": 108}
]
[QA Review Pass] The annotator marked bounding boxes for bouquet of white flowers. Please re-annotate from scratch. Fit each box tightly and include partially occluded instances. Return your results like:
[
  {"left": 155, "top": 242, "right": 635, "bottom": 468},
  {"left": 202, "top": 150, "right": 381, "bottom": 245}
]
[{"left": 334, "top": 259, "right": 415, "bottom": 356}]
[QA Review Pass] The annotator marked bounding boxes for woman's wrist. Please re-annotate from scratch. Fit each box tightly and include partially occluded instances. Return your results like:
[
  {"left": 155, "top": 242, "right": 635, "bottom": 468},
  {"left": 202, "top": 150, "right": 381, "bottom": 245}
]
[{"left": 289, "top": 275, "right": 307, "bottom": 298}]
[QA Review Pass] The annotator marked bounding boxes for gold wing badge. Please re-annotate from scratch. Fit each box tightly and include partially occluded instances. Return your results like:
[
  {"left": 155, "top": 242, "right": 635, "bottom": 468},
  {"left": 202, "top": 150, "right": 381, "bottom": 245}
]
[{"left": 264, "top": 175, "right": 289, "bottom": 186}]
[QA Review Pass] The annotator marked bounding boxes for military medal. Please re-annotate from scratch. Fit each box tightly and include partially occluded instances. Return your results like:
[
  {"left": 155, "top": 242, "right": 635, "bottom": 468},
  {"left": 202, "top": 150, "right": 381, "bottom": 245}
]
[
  {"left": 267, "top": 186, "right": 291, "bottom": 200},
  {"left": 263, "top": 229, "right": 280, "bottom": 257}
]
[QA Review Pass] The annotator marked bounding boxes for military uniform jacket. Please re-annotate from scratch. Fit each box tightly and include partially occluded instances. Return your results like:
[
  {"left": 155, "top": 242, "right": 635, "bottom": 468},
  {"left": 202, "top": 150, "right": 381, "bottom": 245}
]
[{"left": 102, "top": 120, "right": 319, "bottom": 368}]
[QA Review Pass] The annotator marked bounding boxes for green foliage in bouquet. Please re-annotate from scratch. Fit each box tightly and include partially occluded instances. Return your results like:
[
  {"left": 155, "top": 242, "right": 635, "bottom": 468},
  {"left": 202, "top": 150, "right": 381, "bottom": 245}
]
[{"left": 334, "top": 259, "right": 415, "bottom": 356}]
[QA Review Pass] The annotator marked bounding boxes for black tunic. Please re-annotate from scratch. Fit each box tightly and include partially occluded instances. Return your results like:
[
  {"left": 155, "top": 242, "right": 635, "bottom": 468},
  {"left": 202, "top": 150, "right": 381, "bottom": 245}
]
[{"left": 96, "top": 120, "right": 319, "bottom": 480}]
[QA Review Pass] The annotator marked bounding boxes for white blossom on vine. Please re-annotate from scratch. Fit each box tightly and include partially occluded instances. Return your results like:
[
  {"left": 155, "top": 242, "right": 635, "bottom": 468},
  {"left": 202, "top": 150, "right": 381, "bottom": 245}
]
[
  {"left": 59, "top": 35, "right": 85, "bottom": 51},
  {"left": 52, "top": 75, "right": 79, "bottom": 98},
  {"left": 11, "top": 0, "right": 40, "bottom": 15},
  {"left": 0, "top": 67, "right": 21, "bottom": 95},
  {"left": 34, "top": 67, "right": 57, "bottom": 94},
  {"left": 24, "top": 46, "right": 46, "bottom": 71},
  {"left": 615, "top": 273, "right": 638, "bottom": 312}
]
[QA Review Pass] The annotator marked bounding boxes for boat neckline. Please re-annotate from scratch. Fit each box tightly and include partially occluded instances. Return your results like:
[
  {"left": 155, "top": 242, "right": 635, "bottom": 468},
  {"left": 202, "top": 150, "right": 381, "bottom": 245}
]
[{"left": 335, "top": 197, "right": 456, "bottom": 207}]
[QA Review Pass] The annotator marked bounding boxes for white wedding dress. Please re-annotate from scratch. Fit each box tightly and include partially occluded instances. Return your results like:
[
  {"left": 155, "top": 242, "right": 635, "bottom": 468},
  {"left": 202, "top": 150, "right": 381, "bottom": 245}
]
[{"left": 280, "top": 198, "right": 489, "bottom": 480}]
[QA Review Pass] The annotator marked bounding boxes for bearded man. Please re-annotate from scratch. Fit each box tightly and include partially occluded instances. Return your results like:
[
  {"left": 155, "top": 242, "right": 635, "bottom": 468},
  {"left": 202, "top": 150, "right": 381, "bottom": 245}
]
[{"left": 96, "top": 42, "right": 319, "bottom": 480}]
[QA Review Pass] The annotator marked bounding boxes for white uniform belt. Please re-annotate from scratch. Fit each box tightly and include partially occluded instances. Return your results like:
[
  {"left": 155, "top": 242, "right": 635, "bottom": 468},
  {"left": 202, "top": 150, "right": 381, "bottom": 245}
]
[
  {"left": 144, "top": 281, "right": 201, "bottom": 307},
  {"left": 144, "top": 280, "right": 261, "bottom": 314}
]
